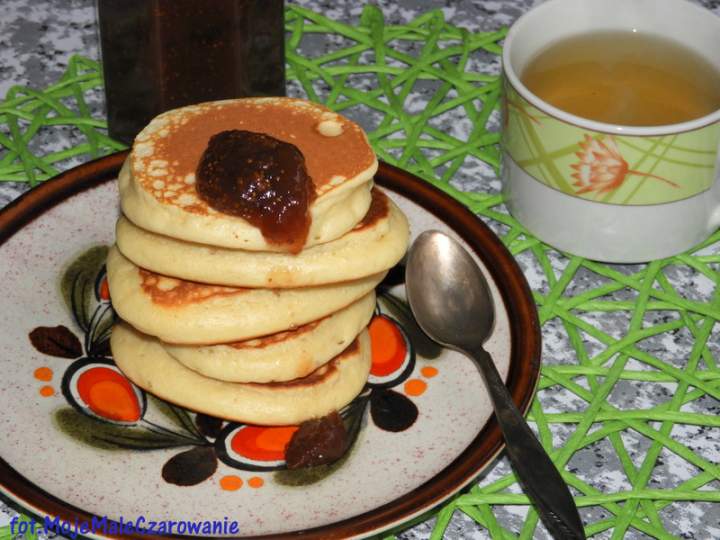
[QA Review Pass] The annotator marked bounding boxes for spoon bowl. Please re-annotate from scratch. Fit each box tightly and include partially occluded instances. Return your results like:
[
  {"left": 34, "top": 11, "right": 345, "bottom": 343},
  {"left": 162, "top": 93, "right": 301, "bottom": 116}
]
[{"left": 405, "top": 230, "right": 493, "bottom": 350}]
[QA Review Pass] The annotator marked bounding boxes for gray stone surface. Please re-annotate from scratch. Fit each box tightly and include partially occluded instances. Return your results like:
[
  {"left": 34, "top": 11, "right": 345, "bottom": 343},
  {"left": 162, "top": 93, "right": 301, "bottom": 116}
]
[{"left": 1, "top": 1, "right": 719, "bottom": 539}]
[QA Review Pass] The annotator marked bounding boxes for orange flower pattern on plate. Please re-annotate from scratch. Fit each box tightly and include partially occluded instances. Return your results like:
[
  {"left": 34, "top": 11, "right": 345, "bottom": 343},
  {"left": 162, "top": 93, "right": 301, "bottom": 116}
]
[
  {"left": 29, "top": 246, "right": 446, "bottom": 491},
  {"left": 368, "top": 316, "right": 407, "bottom": 376},
  {"left": 219, "top": 475, "right": 243, "bottom": 491},
  {"left": 77, "top": 366, "right": 142, "bottom": 423},
  {"left": 404, "top": 379, "right": 427, "bottom": 396}
]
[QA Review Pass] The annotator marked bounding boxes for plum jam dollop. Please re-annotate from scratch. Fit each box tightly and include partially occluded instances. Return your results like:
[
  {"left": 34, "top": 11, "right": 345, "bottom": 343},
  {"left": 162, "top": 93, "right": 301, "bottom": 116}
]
[{"left": 196, "top": 130, "right": 316, "bottom": 253}]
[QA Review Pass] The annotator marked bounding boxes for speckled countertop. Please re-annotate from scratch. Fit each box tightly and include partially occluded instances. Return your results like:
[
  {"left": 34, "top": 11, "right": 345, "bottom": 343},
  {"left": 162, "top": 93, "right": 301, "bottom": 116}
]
[{"left": 1, "top": 1, "right": 720, "bottom": 539}]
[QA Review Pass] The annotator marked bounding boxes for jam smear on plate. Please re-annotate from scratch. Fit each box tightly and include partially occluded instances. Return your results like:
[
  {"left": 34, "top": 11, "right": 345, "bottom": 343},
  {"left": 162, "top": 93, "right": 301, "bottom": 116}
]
[{"left": 285, "top": 411, "right": 348, "bottom": 469}]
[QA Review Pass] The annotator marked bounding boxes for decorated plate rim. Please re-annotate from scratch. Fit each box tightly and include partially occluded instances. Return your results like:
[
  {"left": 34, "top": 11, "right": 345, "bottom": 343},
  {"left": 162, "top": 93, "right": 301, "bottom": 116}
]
[{"left": 0, "top": 152, "right": 541, "bottom": 540}]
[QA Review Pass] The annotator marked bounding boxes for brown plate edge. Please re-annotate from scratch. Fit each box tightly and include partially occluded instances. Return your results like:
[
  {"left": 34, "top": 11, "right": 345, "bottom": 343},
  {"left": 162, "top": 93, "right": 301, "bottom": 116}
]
[{"left": 0, "top": 154, "right": 542, "bottom": 540}]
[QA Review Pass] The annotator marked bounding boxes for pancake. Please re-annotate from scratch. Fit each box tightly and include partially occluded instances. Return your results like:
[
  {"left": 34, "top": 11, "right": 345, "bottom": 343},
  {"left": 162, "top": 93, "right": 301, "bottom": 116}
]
[
  {"left": 116, "top": 189, "right": 409, "bottom": 288},
  {"left": 119, "top": 97, "right": 377, "bottom": 252},
  {"left": 111, "top": 323, "right": 372, "bottom": 425},
  {"left": 106, "top": 246, "right": 384, "bottom": 345},
  {"left": 163, "top": 292, "right": 376, "bottom": 383}
]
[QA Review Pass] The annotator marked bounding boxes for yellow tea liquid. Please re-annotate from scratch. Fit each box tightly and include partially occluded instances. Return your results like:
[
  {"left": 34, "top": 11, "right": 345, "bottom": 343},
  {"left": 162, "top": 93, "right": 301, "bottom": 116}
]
[{"left": 521, "top": 31, "right": 720, "bottom": 126}]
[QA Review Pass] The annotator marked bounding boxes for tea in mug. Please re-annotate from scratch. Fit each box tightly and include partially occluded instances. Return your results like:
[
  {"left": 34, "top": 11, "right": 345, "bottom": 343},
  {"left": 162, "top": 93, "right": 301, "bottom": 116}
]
[{"left": 520, "top": 31, "right": 720, "bottom": 126}]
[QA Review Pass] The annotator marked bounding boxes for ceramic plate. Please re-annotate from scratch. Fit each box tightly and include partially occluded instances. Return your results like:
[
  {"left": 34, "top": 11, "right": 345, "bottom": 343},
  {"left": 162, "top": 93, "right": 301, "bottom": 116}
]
[{"left": 0, "top": 154, "right": 540, "bottom": 539}]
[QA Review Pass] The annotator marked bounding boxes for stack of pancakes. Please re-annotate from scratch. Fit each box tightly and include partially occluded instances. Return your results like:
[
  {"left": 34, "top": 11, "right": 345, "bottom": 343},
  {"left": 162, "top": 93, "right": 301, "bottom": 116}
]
[{"left": 108, "top": 98, "right": 409, "bottom": 426}]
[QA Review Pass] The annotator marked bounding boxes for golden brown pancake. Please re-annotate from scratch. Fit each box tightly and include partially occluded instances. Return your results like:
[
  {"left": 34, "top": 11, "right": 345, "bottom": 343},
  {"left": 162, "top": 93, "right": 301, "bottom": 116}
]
[
  {"left": 119, "top": 97, "right": 378, "bottom": 252},
  {"left": 116, "top": 188, "right": 409, "bottom": 287},
  {"left": 111, "top": 323, "right": 372, "bottom": 425},
  {"left": 105, "top": 246, "right": 385, "bottom": 345},
  {"left": 162, "top": 292, "right": 376, "bottom": 383}
]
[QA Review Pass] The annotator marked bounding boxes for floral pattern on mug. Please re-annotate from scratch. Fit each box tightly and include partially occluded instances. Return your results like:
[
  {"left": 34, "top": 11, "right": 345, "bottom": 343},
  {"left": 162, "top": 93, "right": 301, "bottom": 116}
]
[
  {"left": 501, "top": 81, "right": 720, "bottom": 205},
  {"left": 570, "top": 135, "right": 678, "bottom": 196},
  {"left": 505, "top": 95, "right": 543, "bottom": 127}
]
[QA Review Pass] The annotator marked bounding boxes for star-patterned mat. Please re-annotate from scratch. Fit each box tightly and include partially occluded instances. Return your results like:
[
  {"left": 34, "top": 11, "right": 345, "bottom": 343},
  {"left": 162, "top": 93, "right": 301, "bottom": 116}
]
[{"left": 1, "top": 5, "right": 719, "bottom": 539}]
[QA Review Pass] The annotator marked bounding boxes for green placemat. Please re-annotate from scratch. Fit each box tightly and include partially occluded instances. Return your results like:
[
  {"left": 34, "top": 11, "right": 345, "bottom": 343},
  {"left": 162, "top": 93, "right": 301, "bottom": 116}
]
[{"left": 2, "top": 5, "right": 719, "bottom": 539}]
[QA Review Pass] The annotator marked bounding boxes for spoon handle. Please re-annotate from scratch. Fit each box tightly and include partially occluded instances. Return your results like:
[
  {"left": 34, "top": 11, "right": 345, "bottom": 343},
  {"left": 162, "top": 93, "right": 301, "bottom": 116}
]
[{"left": 467, "top": 345, "right": 585, "bottom": 540}]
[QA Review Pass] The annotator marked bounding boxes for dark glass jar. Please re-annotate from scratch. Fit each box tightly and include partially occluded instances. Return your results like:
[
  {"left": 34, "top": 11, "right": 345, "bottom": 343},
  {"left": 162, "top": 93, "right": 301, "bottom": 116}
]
[{"left": 98, "top": 0, "right": 285, "bottom": 145}]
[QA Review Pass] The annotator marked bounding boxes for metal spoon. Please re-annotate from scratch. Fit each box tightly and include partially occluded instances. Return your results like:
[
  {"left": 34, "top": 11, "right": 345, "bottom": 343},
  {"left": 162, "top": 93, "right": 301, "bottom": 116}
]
[{"left": 405, "top": 230, "right": 585, "bottom": 540}]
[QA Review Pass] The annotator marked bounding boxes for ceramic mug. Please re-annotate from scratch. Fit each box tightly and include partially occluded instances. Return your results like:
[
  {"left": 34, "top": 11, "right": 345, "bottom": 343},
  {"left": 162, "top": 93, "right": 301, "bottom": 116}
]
[{"left": 501, "top": 0, "right": 720, "bottom": 263}]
